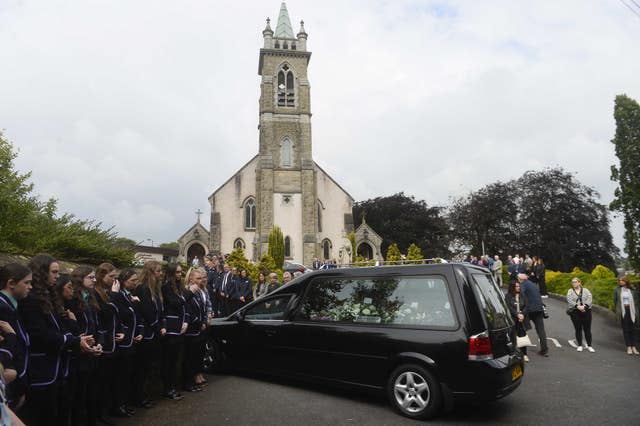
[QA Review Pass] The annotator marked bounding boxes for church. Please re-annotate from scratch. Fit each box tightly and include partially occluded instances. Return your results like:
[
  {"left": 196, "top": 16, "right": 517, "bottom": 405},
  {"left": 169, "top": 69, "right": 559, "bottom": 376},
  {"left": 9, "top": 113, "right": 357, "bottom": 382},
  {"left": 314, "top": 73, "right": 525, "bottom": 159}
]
[{"left": 178, "top": 3, "right": 382, "bottom": 267}]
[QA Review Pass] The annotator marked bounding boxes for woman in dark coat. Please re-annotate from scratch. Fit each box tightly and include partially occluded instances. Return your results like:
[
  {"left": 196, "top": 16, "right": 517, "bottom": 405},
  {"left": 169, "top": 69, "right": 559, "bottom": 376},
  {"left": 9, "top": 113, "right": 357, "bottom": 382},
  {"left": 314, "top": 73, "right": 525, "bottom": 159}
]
[
  {"left": 18, "top": 254, "right": 94, "bottom": 426},
  {"left": 613, "top": 276, "right": 640, "bottom": 355},
  {"left": 182, "top": 268, "right": 206, "bottom": 392},
  {"left": 505, "top": 280, "right": 529, "bottom": 362}
]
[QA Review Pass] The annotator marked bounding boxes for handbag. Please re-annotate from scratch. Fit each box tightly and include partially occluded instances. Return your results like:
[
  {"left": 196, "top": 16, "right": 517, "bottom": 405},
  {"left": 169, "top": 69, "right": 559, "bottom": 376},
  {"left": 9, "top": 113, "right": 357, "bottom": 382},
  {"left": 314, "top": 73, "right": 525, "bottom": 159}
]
[{"left": 517, "top": 333, "right": 532, "bottom": 348}]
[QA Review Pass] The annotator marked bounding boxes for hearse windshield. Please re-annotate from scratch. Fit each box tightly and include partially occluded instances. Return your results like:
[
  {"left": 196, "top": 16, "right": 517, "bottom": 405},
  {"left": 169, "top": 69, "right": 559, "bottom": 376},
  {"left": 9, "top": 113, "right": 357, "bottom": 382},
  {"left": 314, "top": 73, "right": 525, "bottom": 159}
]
[{"left": 471, "top": 273, "right": 512, "bottom": 330}]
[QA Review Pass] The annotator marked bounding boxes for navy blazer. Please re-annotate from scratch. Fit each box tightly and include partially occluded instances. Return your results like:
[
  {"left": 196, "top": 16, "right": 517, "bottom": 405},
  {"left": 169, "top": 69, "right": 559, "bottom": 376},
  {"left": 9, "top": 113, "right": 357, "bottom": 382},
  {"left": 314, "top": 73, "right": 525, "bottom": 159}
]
[
  {"left": 235, "top": 278, "right": 252, "bottom": 300},
  {"left": 133, "top": 283, "right": 161, "bottom": 341},
  {"left": 184, "top": 290, "right": 203, "bottom": 337},
  {"left": 111, "top": 290, "right": 137, "bottom": 350},
  {"left": 18, "top": 295, "right": 79, "bottom": 386},
  {"left": 0, "top": 292, "right": 29, "bottom": 384},
  {"left": 94, "top": 289, "right": 120, "bottom": 355},
  {"left": 520, "top": 280, "right": 544, "bottom": 313},
  {"left": 162, "top": 283, "right": 186, "bottom": 336}
]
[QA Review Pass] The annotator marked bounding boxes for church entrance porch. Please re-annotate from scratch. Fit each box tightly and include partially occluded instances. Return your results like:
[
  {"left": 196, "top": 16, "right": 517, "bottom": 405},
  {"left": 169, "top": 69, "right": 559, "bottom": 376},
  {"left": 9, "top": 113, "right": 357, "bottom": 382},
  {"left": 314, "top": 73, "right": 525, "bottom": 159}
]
[
  {"left": 187, "top": 243, "right": 206, "bottom": 265},
  {"left": 356, "top": 242, "right": 374, "bottom": 261}
]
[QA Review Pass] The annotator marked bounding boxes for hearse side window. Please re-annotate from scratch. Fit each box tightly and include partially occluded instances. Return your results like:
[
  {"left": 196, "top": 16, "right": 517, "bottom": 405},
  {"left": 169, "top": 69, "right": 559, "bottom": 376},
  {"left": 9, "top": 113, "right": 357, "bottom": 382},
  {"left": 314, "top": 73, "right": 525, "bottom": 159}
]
[
  {"left": 471, "top": 273, "right": 512, "bottom": 330},
  {"left": 297, "top": 276, "right": 456, "bottom": 327},
  {"left": 244, "top": 295, "right": 290, "bottom": 320}
]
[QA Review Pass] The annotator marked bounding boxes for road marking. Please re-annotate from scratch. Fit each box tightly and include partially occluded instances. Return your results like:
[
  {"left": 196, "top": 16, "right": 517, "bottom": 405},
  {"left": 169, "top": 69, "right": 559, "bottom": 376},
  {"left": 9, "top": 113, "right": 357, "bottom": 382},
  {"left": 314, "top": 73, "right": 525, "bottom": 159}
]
[{"left": 547, "top": 337, "right": 562, "bottom": 348}]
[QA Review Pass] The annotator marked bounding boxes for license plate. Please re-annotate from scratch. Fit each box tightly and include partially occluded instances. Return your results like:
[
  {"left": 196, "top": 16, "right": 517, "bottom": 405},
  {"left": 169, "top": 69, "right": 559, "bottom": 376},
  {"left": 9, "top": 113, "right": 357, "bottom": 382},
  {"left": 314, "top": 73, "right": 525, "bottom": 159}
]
[{"left": 511, "top": 364, "right": 523, "bottom": 381}]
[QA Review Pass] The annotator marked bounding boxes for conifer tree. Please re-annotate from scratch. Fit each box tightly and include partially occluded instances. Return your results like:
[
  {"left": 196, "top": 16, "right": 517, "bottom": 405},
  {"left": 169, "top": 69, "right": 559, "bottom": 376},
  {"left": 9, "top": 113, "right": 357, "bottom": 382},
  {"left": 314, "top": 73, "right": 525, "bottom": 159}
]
[
  {"left": 386, "top": 243, "right": 401, "bottom": 264},
  {"left": 610, "top": 94, "right": 640, "bottom": 270},
  {"left": 268, "top": 225, "right": 285, "bottom": 269},
  {"left": 406, "top": 243, "right": 423, "bottom": 264}
]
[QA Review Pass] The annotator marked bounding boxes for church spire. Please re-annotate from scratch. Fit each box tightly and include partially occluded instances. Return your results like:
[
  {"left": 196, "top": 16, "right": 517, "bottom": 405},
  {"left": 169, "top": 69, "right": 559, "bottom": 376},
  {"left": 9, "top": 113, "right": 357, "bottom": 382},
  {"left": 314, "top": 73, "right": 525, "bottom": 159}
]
[{"left": 275, "top": 2, "right": 295, "bottom": 39}]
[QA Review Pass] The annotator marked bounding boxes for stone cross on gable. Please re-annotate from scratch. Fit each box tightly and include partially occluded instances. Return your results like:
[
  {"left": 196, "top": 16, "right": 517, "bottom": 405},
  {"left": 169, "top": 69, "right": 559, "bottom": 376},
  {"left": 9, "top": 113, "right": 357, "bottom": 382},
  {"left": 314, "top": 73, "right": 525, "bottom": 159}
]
[{"left": 195, "top": 209, "right": 203, "bottom": 223}]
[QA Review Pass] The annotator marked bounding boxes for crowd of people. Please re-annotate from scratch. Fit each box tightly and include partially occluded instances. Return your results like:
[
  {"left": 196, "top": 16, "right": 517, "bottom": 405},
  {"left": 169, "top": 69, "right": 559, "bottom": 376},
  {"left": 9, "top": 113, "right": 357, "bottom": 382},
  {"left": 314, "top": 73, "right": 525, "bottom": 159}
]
[{"left": 0, "top": 253, "right": 288, "bottom": 426}]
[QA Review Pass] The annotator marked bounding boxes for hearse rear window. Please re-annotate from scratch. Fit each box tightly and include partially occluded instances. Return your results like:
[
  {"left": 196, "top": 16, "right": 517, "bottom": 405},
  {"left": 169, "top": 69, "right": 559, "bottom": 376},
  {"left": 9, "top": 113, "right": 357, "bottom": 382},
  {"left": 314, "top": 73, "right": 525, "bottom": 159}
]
[
  {"left": 471, "top": 273, "right": 512, "bottom": 330},
  {"left": 298, "top": 276, "right": 456, "bottom": 328}
]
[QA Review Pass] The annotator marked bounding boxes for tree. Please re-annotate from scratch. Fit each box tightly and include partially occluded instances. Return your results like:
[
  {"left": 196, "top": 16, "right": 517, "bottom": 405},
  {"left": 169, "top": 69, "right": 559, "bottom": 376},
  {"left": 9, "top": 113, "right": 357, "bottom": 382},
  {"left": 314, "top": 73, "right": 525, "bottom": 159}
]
[
  {"left": 610, "top": 94, "right": 640, "bottom": 270},
  {"left": 406, "top": 243, "right": 423, "bottom": 264},
  {"left": 353, "top": 192, "right": 451, "bottom": 259},
  {"left": 448, "top": 182, "right": 519, "bottom": 256},
  {"left": 268, "top": 225, "right": 285, "bottom": 269},
  {"left": 0, "top": 131, "right": 134, "bottom": 267},
  {"left": 159, "top": 241, "right": 179, "bottom": 250},
  {"left": 450, "top": 167, "right": 617, "bottom": 271},
  {"left": 347, "top": 231, "right": 356, "bottom": 262},
  {"left": 386, "top": 243, "right": 401, "bottom": 263}
]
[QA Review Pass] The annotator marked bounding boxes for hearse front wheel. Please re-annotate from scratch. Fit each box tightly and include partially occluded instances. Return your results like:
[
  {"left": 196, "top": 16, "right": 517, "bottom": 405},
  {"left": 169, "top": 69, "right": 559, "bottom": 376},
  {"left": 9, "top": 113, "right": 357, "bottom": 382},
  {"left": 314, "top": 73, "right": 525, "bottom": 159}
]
[{"left": 387, "top": 364, "right": 442, "bottom": 420}]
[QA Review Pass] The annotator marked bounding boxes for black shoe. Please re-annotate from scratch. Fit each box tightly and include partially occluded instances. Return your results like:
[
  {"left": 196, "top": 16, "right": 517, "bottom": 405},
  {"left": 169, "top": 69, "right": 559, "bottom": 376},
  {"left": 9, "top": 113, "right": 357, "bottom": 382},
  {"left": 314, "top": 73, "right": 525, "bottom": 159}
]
[
  {"left": 538, "top": 350, "right": 549, "bottom": 357},
  {"left": 183, "top": 385, "right": 202, "bottom": 393},
  {"left": 124, "top": 406, "right": 136, "bottom": 415},
  {"left": 136, "top": 399, "right": 154, "bottom": 409},
  {"left": 97, "top": 417, "right": 115, "bottom": 426}
]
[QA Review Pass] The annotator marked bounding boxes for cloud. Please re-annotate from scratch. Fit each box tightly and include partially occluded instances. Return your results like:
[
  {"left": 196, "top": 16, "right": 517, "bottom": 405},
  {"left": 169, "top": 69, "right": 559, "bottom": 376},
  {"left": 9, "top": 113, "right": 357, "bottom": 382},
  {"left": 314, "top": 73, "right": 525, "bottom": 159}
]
[{"left": 1, "top": 0, "right": 638, "bottom": 252}]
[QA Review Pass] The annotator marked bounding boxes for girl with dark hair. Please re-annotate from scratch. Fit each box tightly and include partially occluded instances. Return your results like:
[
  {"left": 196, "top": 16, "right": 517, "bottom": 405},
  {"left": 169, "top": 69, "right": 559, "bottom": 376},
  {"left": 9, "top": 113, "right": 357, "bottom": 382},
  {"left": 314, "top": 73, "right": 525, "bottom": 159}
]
[
  {"left": 161, "top": 263, "right": 186, "bottom": 400},
  {"left": 55, "top": 274, "right": 78, "bottom": 426},
  {"left": 18, "top": 254, "right": 95, "bottom": 426},
  {"left": 505, "top": 281, "right": 529, "bottom": 362},
  {"left": 614, "top": 276, "right": 640, "bottom": 355},
  {"left": 533, "top": 257, "right": 548, "bottom": 297},
  {"left": 94, "top": 262, "right": 128, "bottom": 419},
  {"left": 0, "top": 263, "right": 31, "bottom": 413},
  {"left": 112, "top": 268, "right": 142, "bottom": 416},
  {"left": 68, "top": 266, "right": 101, "bottom": 426},
  {"left": 131, "top": 261, "right": 164, "bottom": 407}
]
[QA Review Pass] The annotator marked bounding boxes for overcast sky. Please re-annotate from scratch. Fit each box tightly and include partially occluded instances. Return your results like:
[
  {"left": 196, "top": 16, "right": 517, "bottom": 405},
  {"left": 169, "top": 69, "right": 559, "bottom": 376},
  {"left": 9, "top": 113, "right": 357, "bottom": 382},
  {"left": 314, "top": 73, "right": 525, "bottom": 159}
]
[{"left": 2, "top": 0, "right": 639, "bottom": 252}]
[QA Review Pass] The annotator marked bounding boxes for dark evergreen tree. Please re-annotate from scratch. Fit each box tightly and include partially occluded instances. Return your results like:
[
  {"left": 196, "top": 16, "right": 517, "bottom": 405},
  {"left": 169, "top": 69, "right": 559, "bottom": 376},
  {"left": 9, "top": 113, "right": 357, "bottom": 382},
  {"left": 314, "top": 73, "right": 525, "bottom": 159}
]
[
  {"left": 610, "top": 94, "right": 640, "bottom": 270},
  {"left": 353, "top": 193, "right": 450, "bottom": 259}
]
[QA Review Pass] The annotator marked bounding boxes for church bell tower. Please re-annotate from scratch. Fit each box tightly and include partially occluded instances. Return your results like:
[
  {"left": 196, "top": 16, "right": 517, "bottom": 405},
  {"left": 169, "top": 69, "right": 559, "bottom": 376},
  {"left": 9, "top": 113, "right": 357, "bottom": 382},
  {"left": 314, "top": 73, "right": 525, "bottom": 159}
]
[{"left": 255, "top": 2, "right": 317, "bottom": 266}]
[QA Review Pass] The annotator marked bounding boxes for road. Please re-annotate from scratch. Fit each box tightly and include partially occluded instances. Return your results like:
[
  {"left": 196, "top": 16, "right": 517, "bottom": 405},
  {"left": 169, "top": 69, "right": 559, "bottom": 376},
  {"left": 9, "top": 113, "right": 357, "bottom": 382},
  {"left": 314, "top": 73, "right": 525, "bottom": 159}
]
[{"left": 120, "top": 296, "right": 640, "bottom": 425}]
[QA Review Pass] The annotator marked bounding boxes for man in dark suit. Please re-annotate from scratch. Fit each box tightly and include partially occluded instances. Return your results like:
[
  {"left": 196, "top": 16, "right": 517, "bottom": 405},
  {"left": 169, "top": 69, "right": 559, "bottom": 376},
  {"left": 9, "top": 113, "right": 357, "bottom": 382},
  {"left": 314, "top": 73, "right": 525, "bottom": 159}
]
[
  {"left": 217, "top": 264, "right": 234, "bottom": 316},
  {"left": 312, "top": 257, "right": 321, "bottom": 270}
]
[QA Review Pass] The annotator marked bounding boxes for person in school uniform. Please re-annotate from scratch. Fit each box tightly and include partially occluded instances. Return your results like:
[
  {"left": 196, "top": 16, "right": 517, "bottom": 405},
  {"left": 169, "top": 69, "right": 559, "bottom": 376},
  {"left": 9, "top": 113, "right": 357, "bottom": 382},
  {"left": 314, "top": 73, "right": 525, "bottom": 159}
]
[
  {"left": 68, "top": 266, "right": 102, "bottom": 426},
  {"left": 18, "top": 254, "right": 95, "bottom": 426},
  {"left": 182, "top": 268, "right": 205, "bottom": 392},
  {"left": 112, "top": 268, "right": 143, "bottom": 415},
  {"left": 236, "top": 269, "right": 253, "bottom": 309},
  {"left": 94, "top": 263, "right": 128, "bottom": 420},
  {"left": 217, "top": 264, "right": 234, "bottom": 317},
  {"left": 132, "top": 261, "right": 164, "bottom": 408},
  {"left": 0, "top": 263, "right": 32, "bottom": 413},
  {"left": 161, "top": 264, "right": 187, "bottom": 400}
]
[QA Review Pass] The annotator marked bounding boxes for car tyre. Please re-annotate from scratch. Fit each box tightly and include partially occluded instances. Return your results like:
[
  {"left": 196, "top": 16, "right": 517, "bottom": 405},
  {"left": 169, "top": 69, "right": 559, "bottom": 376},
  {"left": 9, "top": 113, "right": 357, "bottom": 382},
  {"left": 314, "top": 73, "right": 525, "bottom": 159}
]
[{"left": 387, "top": 364, "right": 442, "bottom": 420}]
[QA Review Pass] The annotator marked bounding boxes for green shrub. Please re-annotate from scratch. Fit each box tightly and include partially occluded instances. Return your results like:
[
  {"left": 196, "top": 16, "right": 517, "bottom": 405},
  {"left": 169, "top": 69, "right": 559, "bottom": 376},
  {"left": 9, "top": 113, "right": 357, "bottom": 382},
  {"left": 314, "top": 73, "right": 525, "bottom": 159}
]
[
  {"left": 546, "top": 272, "right": 618, "bottom": 311},
  {"left": 591, "top": 264, "right": 616, "bottom": 279},
  {"left": 386, "top": 243, "right": 401, "bottom": 263},
  {"left": 502, "top": 265, "right": 510, "bottom": 284}
]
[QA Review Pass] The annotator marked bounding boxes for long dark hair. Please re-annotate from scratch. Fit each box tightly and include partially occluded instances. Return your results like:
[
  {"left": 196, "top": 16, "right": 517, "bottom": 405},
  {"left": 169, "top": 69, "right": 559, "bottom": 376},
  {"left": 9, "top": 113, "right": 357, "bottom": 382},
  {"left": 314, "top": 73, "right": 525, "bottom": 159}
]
[
  {"left": 118, "top": 268, "right": 137, "bottom": 290},
  {"left": 0, "top": 263, "right": 31, "bottom": 290},
  {"left": 28, "top": 253, "right": 57, "bottom": 314},
  {"left": 507, "top": 281, "right": 520, "bottom": 297},
  {"left": 70, "top": 265, "right": 99, "bottom": 311},
  {"left": 95, "top": 262, "right": 115, "bottom": 304},
  {"left": 165, "top": 263, "right": 183, "bottom": 296}
]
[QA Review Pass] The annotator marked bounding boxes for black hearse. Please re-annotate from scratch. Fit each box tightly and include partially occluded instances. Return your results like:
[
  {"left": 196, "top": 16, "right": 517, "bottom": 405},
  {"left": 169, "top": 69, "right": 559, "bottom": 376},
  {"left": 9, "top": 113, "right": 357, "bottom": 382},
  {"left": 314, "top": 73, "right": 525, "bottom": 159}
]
[{"left": 210, "top": 263, "right": 523, "bottom": 419}]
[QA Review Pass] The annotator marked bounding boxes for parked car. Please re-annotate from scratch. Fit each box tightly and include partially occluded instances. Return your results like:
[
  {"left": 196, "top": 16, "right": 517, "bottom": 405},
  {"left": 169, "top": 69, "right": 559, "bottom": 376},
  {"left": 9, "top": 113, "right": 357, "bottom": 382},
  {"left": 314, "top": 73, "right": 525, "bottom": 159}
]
[
  {"left": 283, "top": 261, "right": 307, "bottom": 274},
  {"left": 209, "top": 263, "right": 523, "bottom": 420}
]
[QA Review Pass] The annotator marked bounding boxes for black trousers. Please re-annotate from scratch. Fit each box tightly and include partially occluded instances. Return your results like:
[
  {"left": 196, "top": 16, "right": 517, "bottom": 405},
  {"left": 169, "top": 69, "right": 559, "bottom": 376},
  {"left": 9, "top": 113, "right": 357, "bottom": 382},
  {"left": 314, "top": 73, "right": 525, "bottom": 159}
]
[
  {"left": 21, "top": 382, "right": 60, "bottom": 426},
  {"left": 71, "top": 360, "right": 98, "bottom": 426},
  {"left": 116, "top": 349, "right": 134, "bottom": 407},
  {"left": 570, "top": 309, "right": 592, "bottom": 346},
  {"left": 528, "top": 311, "right": 548, "bottom": 352},
  {"left": 162, "top": 337, "right": 182, "bottom": 392},
  {"left": 622, "top": 306, "right": 637, "bottom": 346},
  {"left": 132, "top": 339, "right": 155, "bottom": 404},
  {"left": 183, "top": 335, "right": 204, "bottom": 386},
  {"left": 538, "top": 279, "right": 548, "bottom": 296},
  {"left": 96, "top": 354, "right": 119, "bottom": 416}
]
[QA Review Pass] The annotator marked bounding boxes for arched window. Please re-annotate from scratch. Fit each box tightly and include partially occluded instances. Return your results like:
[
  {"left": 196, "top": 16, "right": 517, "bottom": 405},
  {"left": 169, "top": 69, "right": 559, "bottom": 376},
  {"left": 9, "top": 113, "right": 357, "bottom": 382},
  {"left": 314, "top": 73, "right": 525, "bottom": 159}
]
[
  {"left": 284, "top": 236, "right": 291, "bottom": 258},
  {"left": 281, "top": 138, "right": 292, "bottom": 167},
  {"left": 244, "top": 197, "right": 256, "bottom": 229},
  {"left": 322, "top": 239, "right": 332, "bottom": 261},
  {"left": 277, "top": 63, "right": 295, "bottom": 107},
  {"left": 234, "top": 238, "right": 246, "bottom": 250}
]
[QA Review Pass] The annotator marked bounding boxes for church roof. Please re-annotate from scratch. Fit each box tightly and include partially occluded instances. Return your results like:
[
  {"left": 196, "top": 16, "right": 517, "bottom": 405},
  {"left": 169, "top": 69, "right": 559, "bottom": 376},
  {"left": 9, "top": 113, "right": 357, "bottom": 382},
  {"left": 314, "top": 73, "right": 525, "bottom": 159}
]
[{"left": 275, "top": 2, "right": 295, "bottom": 39}]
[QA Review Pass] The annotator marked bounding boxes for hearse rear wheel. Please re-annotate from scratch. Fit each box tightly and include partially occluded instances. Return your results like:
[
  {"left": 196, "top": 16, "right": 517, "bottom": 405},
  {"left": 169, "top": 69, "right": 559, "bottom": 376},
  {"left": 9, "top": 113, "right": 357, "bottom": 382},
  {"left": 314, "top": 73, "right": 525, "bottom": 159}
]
[{"left": 387, "top": 364, "right": 442, "bottom": 420}]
